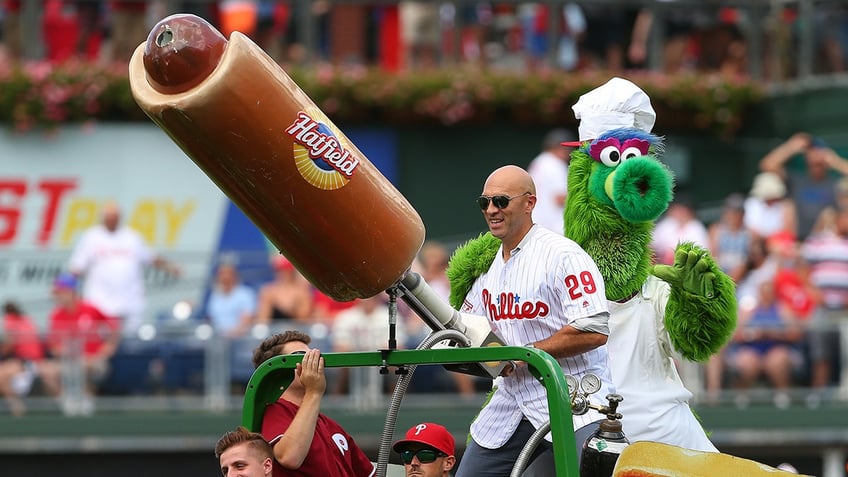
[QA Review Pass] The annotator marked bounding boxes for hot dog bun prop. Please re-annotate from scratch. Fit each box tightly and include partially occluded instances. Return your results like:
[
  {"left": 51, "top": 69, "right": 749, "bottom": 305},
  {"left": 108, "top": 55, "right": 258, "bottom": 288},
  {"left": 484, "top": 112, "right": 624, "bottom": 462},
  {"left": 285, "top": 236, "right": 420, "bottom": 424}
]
[
  {"left": 128, "top": 14, "right": 505, "bottom": 377},
  {"left": 612, "top": 442, "right": 809, "bottom": 477},
  {"left": 130, "top": 14, "right": 420, "bottom": 301}
]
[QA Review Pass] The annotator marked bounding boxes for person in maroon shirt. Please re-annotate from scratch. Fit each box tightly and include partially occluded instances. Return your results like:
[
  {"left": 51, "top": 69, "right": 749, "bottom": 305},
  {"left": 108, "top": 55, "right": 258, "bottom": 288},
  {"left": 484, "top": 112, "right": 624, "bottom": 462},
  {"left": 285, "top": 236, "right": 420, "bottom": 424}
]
[
  {"left": 252, "top": 330, "right": 375, "bottom": 477},
  {"left": 46, "top": 273, "right": 120, "bottom": 414}
]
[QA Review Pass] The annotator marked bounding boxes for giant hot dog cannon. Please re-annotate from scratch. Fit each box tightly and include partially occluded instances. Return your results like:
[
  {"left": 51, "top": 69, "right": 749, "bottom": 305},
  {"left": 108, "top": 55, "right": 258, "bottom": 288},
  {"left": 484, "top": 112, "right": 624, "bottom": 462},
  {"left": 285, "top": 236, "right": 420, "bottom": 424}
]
[{"left": 128, "top": 14, "right": 505, "bottom": 377}]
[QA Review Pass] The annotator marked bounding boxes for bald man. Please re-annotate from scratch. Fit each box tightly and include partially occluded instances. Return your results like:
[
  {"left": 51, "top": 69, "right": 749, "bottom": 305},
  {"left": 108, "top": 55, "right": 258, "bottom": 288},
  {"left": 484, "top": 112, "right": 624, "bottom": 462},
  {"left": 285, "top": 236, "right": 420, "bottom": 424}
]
[
  {"left": 454, "top": 165, "right": 614, "bottom": 476},
  {"left": 69, "top": 201, "right": 180, "bottom": 335}
]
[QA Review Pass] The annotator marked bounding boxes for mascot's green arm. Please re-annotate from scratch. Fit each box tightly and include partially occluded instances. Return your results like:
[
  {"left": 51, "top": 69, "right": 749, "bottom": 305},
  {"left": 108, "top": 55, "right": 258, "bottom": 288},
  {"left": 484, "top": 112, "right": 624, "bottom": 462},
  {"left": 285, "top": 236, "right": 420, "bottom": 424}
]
[
  {"left": 446, "top": 232, "right": 501, "bottom": 310},
  {"left": 652, "top": 242, "right": 737, "bottom": 362}
]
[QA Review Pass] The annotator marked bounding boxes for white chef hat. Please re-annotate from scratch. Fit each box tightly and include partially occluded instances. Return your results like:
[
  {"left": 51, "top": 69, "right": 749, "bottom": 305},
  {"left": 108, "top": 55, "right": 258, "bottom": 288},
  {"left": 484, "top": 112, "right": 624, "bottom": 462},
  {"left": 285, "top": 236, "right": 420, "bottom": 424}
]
[{"left": 572, "top": 77, "right": 656, "bottom": 142}]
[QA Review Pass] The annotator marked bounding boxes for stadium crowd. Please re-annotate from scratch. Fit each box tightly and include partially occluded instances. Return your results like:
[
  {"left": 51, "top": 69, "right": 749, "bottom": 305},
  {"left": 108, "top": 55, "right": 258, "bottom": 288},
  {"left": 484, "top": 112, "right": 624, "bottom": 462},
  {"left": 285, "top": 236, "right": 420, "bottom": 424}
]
[{"left": 1, "top": 1, "right": 848, "bottom": 78}]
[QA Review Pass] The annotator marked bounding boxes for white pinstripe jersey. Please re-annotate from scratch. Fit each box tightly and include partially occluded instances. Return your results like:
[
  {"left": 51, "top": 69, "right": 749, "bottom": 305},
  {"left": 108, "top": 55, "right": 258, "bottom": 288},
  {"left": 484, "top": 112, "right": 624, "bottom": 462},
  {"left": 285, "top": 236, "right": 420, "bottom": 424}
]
[{"left": 460, "top": 225, "right": 614, "bottom": 448}]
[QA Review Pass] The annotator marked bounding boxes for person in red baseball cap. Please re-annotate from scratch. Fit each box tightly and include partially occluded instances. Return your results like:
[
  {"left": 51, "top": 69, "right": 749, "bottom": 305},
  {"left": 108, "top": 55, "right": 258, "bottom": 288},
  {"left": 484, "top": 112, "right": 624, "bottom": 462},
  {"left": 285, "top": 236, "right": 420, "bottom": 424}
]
[{"left": 392, "top": 422, "right": 456, "bottom": 477}]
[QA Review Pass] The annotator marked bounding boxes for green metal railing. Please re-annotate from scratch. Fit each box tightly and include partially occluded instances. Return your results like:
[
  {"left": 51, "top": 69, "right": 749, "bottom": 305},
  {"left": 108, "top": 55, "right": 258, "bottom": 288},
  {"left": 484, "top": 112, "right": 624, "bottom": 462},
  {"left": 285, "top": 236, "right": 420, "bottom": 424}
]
[{"left": 242, "top": 346, "right": 580, "bottom": 476}]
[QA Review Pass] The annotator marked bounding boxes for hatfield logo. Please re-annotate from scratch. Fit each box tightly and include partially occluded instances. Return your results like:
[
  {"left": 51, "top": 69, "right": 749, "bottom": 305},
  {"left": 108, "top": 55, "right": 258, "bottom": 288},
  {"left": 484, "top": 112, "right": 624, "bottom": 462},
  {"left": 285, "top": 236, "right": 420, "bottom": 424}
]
[{"left": 286, "top": 111, "right": 360, "bottom": 190}]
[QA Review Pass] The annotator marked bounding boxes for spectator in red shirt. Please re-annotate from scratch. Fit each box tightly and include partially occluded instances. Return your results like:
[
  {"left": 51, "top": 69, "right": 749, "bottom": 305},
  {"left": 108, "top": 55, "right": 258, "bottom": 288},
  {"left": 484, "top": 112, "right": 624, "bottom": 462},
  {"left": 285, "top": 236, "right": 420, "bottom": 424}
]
[
  {"left": 0, "top": 301, "right": 61, "bottom": 416},
  {"left": 46, "top": 272, "right": 120, "bottom": 413},
  {"left": 108, "top": 0, "right": 148, "bottom": 62}
]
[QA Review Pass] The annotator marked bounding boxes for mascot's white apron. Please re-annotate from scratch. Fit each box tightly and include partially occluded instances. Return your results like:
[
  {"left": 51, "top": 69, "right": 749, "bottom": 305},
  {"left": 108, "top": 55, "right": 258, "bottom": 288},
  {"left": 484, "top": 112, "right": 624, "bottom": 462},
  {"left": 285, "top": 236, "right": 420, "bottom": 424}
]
[{"left": 607, "top": 275, "right": 718, "bottom": 452}]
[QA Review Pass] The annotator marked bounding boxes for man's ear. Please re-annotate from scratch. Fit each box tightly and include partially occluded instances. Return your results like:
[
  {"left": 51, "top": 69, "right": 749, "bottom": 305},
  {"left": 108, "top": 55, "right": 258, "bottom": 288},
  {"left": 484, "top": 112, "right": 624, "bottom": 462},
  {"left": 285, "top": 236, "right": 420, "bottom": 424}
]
[
  {"left": 443, "top": 455, "right": 457, "bottom": 471},
  {"left": 263, "top": 457, "right": 273, "bottom": 475}
]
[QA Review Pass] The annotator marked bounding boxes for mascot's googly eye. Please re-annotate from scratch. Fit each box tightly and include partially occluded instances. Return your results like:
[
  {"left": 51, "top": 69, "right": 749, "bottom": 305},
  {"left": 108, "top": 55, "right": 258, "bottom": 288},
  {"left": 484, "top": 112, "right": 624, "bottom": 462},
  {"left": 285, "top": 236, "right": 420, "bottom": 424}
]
[
  {"left": 589, "top": 137, "right": 625, "bottom": 166},
  {"left": 621, "top": 146, "right": 643, "bottom": 161},
  {"left": 598, "top": 146, "right": 622, "bottom": 167}
]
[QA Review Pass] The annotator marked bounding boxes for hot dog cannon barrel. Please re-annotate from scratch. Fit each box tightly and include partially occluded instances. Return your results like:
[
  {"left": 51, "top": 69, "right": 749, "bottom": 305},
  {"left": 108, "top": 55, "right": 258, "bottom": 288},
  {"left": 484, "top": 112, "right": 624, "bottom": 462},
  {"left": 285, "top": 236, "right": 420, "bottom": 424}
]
[{"left": 128, "top": 14, "right": 425, "bottom": 301}]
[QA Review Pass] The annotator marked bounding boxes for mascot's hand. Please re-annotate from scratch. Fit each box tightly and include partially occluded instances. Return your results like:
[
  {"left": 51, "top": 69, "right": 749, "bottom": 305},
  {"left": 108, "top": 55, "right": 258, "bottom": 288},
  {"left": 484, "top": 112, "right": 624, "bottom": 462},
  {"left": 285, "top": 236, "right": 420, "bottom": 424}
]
[{"left": 652, "top": 248, "right": 716, "bottom": 299}]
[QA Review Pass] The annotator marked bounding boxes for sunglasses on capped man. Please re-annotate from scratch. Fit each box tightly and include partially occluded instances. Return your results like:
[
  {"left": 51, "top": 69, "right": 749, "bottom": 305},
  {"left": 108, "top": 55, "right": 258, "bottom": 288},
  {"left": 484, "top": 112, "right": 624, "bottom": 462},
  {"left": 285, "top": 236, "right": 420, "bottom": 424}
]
[
  {"left": 399, "top": 448, "right": 447, "bottom": 464},
  {"left": 476, "top": 192, "right": 531, "bottom": 210}
]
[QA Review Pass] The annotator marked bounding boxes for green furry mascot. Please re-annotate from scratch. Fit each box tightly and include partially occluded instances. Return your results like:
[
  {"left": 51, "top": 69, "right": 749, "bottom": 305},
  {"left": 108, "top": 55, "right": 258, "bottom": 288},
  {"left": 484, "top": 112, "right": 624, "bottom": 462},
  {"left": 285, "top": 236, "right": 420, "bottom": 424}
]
[{"left": 447, "top": 77, "right": 736, "bottom": 451}]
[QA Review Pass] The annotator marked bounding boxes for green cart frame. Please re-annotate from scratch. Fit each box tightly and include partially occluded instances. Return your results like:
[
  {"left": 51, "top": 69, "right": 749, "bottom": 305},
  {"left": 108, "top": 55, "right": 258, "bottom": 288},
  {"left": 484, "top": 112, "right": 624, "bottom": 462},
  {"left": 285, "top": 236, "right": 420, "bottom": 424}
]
[{"left": 242, "top": 346, "right": 580, "bottom": 476}]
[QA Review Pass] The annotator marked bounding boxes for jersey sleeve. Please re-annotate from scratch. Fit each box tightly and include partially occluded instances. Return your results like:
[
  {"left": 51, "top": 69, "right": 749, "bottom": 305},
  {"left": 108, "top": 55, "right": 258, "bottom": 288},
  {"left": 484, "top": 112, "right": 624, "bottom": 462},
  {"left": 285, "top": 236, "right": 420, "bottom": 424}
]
[
  {"left": 459, "top": 278, "right": 485, "bottom": 315},
  {"left": 555, "top": 249, "right": 608, "bottom": 324}
]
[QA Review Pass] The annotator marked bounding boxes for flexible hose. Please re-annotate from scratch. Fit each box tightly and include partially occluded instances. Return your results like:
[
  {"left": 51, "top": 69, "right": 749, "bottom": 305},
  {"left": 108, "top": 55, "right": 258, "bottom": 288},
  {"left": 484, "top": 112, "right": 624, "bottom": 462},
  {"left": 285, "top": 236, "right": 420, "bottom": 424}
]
[
  {"left": 375, "top": 329, "right": 470, "bottom": 477},
  {"left": 509, "top": 420, "right": 552, "bottom": 477}
]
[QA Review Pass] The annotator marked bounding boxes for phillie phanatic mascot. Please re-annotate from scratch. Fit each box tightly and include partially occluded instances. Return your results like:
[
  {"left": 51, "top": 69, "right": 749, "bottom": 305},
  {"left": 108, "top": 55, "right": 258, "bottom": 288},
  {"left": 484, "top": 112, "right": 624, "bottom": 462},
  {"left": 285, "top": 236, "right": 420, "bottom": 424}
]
[{"left": 446, "top": 77, "right": 737, "bottom": 451}]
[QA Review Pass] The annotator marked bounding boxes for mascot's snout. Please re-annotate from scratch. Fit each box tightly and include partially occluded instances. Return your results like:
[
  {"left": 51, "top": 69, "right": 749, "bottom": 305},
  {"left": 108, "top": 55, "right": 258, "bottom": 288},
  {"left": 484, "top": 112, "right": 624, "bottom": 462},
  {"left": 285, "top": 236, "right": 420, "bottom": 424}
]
[{"left": 605, "top": 156, "right": 673, "bottom": 223}]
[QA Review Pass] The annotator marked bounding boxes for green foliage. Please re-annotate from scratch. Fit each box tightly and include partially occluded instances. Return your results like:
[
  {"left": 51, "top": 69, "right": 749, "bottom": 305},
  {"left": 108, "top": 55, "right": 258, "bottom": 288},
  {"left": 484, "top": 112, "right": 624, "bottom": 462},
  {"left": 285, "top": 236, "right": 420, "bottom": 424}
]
[{"left": 0, "top": 60, "right": 764, "bottom": 135}]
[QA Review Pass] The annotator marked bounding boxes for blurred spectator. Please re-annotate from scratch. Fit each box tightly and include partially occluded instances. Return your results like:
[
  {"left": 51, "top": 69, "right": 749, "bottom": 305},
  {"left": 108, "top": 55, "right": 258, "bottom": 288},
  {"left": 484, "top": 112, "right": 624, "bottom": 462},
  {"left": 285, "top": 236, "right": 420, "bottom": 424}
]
[
  {"left": 308, "top": 0, "right": 332, "bottom": 62},
  {"left": 769, "top": 231, "right": 818, "bottom": 322},
  {"left": 812, "top": 5, "right": 848, "bottom": 74},
  {"left": 108, "top": 0, "right": 149, "bottom": 62},
  {"left": 696, "top": 9, "right": 748, "bottom": 77},
  {"left": 651, "top": 192, "right": 708, "bottom": 265},
  {"left": 331, "top": 294, "right": 403, "bottom": 353},
  {"left": 706, "top": 234, "right": 772, "bottom": 401},
  {"left": 629, "top": 5, "right": 710, "bottom": 74},
  {"left": 759, "top": 133, "right": 848, "bottom": 240},
  {"left": 219, "top": 0, "right": 258, "bottom": 39},
  {"left": 580, "top": 5, "right": 636, "bottom": 72},
  {"left": 801, "top": 208, "right": 848, "bottom": 387},
  {"left": 42, "top": 0, "right": 104, "bottom": 62},
  {"left": 69, "top": 201, "right": 181, "bottom": 336},
  {"left": 707, "top": 193, "right": 752, "bottom": 283},
  {"left": 254, "top": 0, "right": 289, "bottom": 61},
  {"left": 0, "top": 301, "right": 61, "bottom": 416},
  {"left": 724, "top": 279, "right": 806, "bottom": 407},
  {"left": 521, "top": 3, "right": 585, "bottom": 72},
  {"left": 408, "top": 241, "right": 481, "bottom": 397},
  {"left": 811, "top": 177, "right": 848, "bottom": 236},
  {"left": 331, "top": 294, "right": 404, "bottom": 397},
  {"left": 312, "top": 290, "right": 356, "bottom": 323},
  {"left": 256, "top": 255, "right": 313, "bottom": 325},
  {"left": 418, "top": 241, "right": 451, "bottom": 303},
  {"left": 454, "top": 2, "right": 489, "bottom": 66},
  {"left": 527, "top": 128, "right": 574, "bottom": 234},
  {"left": 46, "top": 273, "right": 121, "bottom": 415},
  {"left": 400, "top": 1, "right": 440, "bottom": 70},
  {"left": 74, "top": 0, "right": 104, "bottom": 59},
  {"left": 735, "top": 236, "right": 773, "bottom": 312},
  {"left": 207, "top": 262, "right": 257, "bottom": 337},
  {"left": 743, "top": 171, "right": 798, "bottom": 240},
  {"left": 0, "top": 0, "right": 23, "bottom": 59}
]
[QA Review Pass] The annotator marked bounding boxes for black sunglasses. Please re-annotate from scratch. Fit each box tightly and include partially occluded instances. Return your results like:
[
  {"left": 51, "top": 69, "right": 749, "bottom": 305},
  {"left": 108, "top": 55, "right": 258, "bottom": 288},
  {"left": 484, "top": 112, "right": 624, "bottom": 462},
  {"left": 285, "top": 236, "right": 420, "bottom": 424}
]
[
  {"left": 476, "top": 192, "right": 530, "bottom": 210},
  {"left": 399, "top": 448, "right": 446, "bottom": 464}
]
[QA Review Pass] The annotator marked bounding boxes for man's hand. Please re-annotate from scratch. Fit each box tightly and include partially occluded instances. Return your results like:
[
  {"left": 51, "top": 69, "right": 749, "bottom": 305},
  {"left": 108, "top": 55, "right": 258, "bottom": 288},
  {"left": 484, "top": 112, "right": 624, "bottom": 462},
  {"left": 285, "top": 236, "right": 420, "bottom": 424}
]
[
  {"left": 652, "top": 247, "right": 715, "bottom": 299},
  {"left": 296, "top": 349, "right": 326, "bottom": 396}
]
